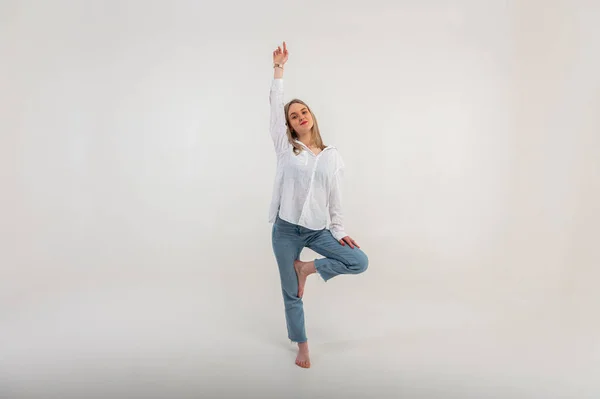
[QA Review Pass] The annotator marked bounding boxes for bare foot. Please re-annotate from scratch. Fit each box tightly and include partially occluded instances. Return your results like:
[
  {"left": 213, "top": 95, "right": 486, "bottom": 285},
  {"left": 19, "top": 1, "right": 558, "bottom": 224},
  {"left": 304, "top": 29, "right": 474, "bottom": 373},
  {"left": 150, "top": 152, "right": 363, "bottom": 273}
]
[
  {"left": 296, "top": 342, "right": 311, "bottom": 368},
  {"left": 294, "top": 260, "right": 315, "bottom": 298}
]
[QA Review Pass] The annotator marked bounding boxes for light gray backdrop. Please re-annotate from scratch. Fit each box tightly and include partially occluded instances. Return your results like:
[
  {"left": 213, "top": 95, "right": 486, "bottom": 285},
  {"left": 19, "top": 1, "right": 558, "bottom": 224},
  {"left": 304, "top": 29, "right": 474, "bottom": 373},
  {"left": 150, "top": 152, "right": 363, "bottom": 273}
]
[{"left": 1, "top": 0, "right": 599, "bottom": 398}]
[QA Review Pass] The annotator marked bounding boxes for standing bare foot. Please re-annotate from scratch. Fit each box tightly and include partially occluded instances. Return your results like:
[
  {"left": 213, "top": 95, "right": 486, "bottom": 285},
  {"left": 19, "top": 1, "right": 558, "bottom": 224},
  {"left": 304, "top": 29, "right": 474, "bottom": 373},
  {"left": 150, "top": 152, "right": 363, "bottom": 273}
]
[
  {"left": 296, "top": 342, "right": 311, "bottom": 368},
  {"left": 294, "top": 260, "right": 316, "bottom": 298}
]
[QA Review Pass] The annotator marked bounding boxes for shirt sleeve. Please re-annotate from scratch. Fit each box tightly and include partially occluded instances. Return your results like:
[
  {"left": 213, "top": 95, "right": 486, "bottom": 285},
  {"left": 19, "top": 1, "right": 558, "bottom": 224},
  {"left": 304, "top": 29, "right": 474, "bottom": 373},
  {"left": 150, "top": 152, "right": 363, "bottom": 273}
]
[
  {"left": 269, "top": 79, "right": 291, "bottom": 155},
  {"left": 329, "top": 158, "right": 347, "bottom": 242}
]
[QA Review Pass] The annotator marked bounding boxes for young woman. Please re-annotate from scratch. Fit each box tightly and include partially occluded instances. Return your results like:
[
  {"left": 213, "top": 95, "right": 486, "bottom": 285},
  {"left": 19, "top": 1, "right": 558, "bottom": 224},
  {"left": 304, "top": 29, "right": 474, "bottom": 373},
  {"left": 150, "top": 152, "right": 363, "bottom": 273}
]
[{"left": 269, "top": 42, "right": 369, "bottom": 369}]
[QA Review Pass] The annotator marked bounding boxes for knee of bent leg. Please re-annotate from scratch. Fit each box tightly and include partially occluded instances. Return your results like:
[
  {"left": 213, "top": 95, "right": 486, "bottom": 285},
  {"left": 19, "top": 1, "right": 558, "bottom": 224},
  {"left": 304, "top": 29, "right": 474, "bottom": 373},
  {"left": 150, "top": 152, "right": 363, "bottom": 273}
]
[{"left": 350, "top": 250, "right": 369, "bottom": 274}]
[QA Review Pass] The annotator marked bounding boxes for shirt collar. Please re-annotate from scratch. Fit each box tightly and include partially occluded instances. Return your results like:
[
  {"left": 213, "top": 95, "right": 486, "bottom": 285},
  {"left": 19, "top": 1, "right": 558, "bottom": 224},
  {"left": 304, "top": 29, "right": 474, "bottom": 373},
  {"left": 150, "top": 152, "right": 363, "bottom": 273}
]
[{"left": 293, "top": 139, "right": 335, "bottom": 151}]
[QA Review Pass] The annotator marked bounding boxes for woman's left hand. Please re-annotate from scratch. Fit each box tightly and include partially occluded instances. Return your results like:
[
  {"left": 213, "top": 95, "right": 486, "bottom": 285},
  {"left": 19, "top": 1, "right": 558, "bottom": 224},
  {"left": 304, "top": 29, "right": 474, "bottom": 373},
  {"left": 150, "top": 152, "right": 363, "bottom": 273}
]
[{"left": 339, "top": 236, "right": 359, "bottom": 249}]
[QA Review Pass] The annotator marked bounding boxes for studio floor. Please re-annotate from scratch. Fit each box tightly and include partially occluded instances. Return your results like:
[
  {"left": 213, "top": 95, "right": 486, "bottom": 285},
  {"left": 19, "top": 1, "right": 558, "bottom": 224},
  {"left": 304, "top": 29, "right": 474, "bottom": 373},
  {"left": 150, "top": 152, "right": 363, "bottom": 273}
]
[{"left": 2, "top": 262, "right": 598, "bottom": 399}]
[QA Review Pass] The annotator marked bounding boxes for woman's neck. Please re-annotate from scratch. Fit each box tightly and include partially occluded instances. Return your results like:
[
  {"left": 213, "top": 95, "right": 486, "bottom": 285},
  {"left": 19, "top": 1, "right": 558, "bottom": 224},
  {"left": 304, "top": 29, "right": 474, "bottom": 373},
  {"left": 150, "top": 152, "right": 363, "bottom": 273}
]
[{"left": 298, "top": 135, "right": 314, "bottom": 148}]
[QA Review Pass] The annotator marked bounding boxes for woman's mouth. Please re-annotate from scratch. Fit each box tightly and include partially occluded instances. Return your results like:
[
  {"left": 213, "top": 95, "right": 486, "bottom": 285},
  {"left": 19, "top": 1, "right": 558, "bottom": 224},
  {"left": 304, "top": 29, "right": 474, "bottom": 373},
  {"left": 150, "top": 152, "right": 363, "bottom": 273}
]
[{"left": 301, "top": 121, "right": 307, "bottom": 125}]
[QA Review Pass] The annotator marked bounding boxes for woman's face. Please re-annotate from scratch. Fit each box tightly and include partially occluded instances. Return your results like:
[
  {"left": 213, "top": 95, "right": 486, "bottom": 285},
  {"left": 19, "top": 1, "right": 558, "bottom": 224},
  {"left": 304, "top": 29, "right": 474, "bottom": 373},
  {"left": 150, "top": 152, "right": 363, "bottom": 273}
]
[{"left": 288, "top": 103, "right": 313, "bottom": 137}]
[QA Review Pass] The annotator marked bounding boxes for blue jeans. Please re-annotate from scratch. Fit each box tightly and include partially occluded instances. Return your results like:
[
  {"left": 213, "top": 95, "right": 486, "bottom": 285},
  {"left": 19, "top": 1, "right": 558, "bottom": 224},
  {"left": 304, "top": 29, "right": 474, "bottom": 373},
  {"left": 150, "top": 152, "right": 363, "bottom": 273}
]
[{"left": 271, "top": 215, "right": 369, "bottom": 343}]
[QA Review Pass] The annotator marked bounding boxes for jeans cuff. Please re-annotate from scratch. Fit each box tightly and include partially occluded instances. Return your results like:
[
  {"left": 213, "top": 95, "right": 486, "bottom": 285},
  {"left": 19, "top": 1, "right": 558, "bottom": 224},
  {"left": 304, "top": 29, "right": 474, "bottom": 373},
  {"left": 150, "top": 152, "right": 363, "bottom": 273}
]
[{"left": 314, "top": 259, "right": 330, "bottom": 282}]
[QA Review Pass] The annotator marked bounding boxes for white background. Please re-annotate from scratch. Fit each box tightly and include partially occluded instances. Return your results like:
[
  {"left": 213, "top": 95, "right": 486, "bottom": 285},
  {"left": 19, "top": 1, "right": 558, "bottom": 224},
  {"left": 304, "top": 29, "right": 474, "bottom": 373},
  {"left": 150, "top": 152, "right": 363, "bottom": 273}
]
[{"left": 1, "top": 0, "right": 599, "bottom": 398}]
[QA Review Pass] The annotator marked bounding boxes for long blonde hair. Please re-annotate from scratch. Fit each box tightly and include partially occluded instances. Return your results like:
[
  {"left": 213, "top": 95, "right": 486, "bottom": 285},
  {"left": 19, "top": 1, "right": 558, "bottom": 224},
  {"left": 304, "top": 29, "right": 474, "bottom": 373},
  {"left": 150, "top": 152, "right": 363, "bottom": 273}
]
[{"left": 284, "top": 99, "right": 326, "bottom": 155}]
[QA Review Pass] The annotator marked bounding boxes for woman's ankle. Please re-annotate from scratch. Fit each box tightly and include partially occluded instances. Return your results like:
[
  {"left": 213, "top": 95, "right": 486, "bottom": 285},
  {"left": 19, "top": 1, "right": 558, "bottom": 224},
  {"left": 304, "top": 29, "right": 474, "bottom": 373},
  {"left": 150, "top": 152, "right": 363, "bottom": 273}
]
[{"left": 298, "top": 341, "right": 309, "bottom": 350}]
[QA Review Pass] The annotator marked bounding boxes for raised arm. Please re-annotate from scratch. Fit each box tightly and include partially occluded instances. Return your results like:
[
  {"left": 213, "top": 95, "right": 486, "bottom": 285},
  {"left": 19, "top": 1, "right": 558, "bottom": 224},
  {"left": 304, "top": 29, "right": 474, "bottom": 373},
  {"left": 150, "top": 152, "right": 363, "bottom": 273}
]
[{"left": 270, "top": 42, "right": 291, "bottom": 155}]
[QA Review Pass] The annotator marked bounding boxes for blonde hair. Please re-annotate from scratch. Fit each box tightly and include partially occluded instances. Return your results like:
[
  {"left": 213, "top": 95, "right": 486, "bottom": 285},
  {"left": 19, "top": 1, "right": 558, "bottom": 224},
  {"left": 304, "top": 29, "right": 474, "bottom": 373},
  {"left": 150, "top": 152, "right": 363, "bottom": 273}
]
[{"left": 284, "top": 99, "right": 326, "bottom": 155}]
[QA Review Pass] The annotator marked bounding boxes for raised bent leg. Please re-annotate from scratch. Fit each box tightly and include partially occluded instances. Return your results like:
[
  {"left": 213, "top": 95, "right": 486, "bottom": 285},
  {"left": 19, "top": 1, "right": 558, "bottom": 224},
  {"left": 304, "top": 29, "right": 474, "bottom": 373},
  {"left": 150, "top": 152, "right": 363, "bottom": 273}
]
[{"left": 308, "top": 229, "right": 369, "bottom": 282}]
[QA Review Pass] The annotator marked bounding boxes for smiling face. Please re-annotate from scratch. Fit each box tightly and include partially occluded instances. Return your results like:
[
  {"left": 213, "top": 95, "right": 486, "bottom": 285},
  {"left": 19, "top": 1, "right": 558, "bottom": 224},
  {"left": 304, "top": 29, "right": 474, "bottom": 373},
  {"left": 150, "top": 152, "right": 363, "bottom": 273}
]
[{"left": 287, "top": 102, "right": 314, "bottom": 139}]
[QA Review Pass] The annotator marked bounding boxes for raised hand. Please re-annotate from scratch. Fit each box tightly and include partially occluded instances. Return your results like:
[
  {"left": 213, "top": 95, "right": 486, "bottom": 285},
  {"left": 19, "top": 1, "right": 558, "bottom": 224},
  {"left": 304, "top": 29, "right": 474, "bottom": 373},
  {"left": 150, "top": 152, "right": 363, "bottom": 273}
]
[{"left": 273, "top": 41, "right": 289, "bottom": 65}]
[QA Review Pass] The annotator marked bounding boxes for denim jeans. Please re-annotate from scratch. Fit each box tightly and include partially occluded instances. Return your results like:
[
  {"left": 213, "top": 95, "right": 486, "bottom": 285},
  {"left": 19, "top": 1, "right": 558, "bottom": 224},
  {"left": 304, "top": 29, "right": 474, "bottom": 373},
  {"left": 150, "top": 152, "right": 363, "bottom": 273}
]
[{"left": 271, "top": 215, "right": 369, "bottom": 343}]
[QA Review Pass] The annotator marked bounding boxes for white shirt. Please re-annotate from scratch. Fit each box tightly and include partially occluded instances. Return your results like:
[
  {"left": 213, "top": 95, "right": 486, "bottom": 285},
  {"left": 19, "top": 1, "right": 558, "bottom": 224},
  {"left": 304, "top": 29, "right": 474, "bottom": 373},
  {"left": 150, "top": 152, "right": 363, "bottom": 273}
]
[{"left": 268, "top": 78, "right": 347, "bottom": 241}]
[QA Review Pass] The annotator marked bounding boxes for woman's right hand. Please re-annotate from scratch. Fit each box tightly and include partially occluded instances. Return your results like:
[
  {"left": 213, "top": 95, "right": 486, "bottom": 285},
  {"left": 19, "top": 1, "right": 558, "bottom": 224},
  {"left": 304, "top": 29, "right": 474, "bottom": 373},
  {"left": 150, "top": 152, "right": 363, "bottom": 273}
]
[{"left": 273, "top": 41, "right": 289, "bottom": 65}]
